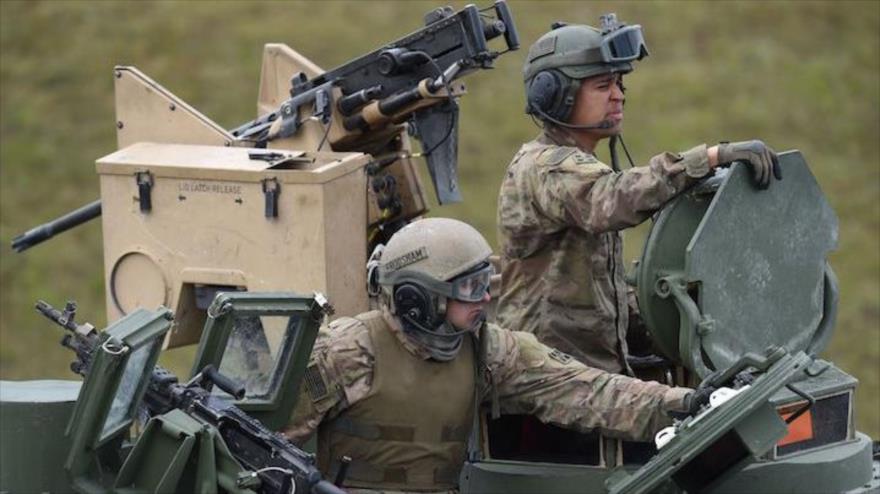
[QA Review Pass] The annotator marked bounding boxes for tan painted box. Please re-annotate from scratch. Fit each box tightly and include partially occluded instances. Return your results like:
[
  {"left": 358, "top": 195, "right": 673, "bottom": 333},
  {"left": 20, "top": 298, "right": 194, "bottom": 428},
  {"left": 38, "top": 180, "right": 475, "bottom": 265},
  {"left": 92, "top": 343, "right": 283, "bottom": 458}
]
[{"left": 96, "top": 142, "right": 369, "bottom": 348}]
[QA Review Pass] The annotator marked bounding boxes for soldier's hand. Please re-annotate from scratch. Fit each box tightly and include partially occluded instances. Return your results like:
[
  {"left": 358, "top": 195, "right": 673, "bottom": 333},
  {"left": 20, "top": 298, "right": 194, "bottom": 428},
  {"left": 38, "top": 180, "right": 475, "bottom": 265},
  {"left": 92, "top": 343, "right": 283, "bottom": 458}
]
[
  {"left": 683, "top": 385, "right": 715, "bottom": 416},
  {"left": 717, "top": 140, "right": 782, "bottom": 189}
]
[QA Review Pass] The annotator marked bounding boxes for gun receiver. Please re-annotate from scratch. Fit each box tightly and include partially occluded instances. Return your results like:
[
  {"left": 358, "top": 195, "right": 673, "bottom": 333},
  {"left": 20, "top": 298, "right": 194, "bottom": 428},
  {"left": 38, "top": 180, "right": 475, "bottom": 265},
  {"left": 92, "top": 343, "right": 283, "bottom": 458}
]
[{"left": 37, "top": 299, "right": 342, "bottom": 494}]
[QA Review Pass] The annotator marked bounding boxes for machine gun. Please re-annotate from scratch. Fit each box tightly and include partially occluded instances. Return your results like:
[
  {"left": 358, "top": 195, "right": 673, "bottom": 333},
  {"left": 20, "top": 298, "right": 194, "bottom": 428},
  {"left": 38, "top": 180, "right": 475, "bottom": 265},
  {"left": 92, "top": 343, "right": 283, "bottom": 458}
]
[
  {"left": 36, "top": 299, "right": 345, "bottom": 494},
  {"left": 230, "top": 1, "right": 518, "bottom": 205},
  {"left": 11, "top": 1, "right": 519, "bottom": 253}
]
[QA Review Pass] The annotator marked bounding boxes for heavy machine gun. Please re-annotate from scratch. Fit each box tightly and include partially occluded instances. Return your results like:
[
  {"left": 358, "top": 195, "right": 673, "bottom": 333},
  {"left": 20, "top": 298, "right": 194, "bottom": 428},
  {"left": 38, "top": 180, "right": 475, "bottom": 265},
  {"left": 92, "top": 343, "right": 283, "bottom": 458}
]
[
  {"left": 11, "top": 1, "right": 519, "bottom": 253},
  {"left": 35, "top": 298, "right": 344, "bottom": 494}
]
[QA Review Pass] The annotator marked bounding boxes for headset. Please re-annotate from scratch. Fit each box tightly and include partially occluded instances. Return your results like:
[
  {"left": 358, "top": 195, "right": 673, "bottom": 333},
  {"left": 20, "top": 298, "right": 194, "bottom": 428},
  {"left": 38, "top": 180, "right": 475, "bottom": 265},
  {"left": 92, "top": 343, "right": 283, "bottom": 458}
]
[
  {"left": 525, "top": 69, "right": 616, "bottom": 130},
  {"left": 393, "top": 282, "right": 478, "bottom": 341},
  {"left": 393, "top": 282, "right": 442, "bottom": 331}
]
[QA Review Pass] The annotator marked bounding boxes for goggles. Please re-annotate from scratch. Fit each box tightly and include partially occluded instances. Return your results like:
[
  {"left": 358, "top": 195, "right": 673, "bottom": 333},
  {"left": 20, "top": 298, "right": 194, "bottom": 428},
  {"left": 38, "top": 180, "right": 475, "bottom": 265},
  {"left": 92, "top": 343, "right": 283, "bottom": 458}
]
[
  {"left": 599, "top": 24, "right": 648, "bottom": 63},
  {"left": 381, "top": 262, "right": 494, "bottom": 303},
  {"left": 448, "top": 263, "right": 493, "bottom": 302}
]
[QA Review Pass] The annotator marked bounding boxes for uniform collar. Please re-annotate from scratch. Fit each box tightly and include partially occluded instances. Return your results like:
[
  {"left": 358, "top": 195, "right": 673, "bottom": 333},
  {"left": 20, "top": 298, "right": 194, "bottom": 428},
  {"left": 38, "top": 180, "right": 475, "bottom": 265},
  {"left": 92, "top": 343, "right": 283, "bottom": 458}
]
[
  {"left": 540, "top": 126, "right": 581, "bottom": 148},
  {"left": 380, "top": 306, "right": 434, "bottom": 360}
]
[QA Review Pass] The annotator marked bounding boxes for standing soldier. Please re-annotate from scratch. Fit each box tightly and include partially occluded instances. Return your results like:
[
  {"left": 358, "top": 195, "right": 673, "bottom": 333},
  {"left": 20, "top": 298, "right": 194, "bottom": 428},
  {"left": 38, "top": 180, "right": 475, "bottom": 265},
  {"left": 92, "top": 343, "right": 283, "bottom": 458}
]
[
  {"left": 496, "top": 15, "right": 781, "bottom": 374},
  {"left": 284, "top": 218, "right": 704, "bottom": 493}
]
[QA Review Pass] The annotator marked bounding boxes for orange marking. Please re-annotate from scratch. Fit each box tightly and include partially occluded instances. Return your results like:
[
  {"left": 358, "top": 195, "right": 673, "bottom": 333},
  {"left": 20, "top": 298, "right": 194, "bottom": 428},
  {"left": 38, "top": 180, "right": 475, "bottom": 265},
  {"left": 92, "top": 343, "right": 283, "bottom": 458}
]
[{"left": 778, "top": 407, "right": 814, "bottom": 446}]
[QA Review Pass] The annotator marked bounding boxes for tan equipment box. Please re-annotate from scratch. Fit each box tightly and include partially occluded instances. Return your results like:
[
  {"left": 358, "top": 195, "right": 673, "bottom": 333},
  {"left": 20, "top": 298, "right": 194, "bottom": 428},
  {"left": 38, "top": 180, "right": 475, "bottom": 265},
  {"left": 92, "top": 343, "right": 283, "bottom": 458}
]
[{"left": 97, "top": 142, "right": 370, "bottom": 347}]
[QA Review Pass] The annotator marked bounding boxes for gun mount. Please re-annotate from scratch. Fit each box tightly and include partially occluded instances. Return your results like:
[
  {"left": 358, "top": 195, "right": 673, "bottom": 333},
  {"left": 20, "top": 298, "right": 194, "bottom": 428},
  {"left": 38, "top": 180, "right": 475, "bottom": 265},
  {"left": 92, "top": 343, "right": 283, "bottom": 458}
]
[{"left": 10, "top": 1, "right": 519, "bottom": 349}]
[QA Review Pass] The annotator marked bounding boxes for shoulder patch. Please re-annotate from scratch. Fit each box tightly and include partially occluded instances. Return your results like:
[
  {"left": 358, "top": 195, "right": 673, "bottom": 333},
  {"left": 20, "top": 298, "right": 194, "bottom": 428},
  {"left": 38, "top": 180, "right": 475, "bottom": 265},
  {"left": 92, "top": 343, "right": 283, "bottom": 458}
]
[
  {"left": 541, "top": 147, "right": 577, "bottom": 166},
  {"left": 304, "top": 363, "right": 330, "bottom": 402},
  {"left": 572, "top": 152, "right": 598, "bottom": 165},
  {"left": 548, "top": 348, "right": 574, "bottom": 365}
]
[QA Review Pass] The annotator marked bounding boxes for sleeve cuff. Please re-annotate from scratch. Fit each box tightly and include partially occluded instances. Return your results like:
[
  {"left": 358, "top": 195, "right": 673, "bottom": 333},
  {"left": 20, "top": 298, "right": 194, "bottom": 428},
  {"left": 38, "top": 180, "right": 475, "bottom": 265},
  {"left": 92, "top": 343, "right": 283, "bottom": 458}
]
[
  {"left": 678, "top": 143, "right": 711, "bottom": 178},
  {"left": 662, "top": 387, "right": 694, "bottom": 413}
]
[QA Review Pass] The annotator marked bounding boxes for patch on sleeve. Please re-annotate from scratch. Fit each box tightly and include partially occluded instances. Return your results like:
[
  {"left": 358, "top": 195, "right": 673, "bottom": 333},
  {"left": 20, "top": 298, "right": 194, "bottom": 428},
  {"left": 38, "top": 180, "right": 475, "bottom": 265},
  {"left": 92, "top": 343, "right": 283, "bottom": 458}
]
[
  {"left": 548, "top": 348, "right": 574, "bottom": 365},
  {"left": 541, "top": 147, "right": 577, "bottom": 166},
  {"left": 304, "top": 363, "right": 329, "bottom": 402},
  {"left": 572, "top": 152, "right": 598, "bottom": 165}
]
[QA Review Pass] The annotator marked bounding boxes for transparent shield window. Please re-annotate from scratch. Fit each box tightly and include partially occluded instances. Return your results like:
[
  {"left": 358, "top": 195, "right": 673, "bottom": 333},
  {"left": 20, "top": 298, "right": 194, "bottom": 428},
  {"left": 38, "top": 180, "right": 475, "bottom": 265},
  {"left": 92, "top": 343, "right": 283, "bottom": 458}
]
[
  {"left": 101, "top": 340, "right": 156, "bottom": 438},
  {"left": 215, "top": 314, "right": 301, "bottom": 400}
]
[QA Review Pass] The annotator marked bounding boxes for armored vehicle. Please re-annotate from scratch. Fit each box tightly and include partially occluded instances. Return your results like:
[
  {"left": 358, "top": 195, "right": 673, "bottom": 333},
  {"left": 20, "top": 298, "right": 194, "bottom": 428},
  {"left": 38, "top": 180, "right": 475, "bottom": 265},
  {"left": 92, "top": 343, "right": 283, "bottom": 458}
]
[{"left": 2, "top": 1, "right": 877, "bottom": 493}]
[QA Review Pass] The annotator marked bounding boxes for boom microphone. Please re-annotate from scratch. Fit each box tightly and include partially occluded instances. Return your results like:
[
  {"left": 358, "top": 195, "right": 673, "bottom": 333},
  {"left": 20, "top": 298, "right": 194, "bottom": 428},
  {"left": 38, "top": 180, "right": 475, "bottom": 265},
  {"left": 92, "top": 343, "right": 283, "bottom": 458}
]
[{"left": 530, "top": 105, "right": 615, "bottom": 130}]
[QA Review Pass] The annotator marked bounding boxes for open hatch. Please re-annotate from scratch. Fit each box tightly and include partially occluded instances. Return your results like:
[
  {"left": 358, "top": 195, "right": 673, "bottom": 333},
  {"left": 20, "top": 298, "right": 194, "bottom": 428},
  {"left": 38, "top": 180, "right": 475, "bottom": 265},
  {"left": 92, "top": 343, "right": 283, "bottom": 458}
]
[{"left": 189, "top": 291, "right": 330, "bottom": 430}]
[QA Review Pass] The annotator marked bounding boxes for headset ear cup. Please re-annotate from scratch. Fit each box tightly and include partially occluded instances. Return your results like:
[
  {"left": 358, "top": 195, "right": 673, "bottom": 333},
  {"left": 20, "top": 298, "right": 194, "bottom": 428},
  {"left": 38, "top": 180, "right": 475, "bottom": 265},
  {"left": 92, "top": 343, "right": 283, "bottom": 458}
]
[
  {"left": 526, "top": 70, "right": 578, "bottom": 123},
  {"left": 527, "top": 70, "right": 561, "bottom": 119},
  {"left": 393, "top": 283, "right": 435, "bottom": 328}
]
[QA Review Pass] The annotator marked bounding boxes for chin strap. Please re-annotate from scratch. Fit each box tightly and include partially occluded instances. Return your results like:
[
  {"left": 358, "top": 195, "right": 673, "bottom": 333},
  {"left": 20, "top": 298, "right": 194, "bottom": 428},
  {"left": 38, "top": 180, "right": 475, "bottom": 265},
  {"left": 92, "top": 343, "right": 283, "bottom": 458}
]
[
  {"left": 401, "top": 314, "right": 465, "bottom": 362},
  {"left": 400, "top": 310, "right": 485, "bottom": 362}
]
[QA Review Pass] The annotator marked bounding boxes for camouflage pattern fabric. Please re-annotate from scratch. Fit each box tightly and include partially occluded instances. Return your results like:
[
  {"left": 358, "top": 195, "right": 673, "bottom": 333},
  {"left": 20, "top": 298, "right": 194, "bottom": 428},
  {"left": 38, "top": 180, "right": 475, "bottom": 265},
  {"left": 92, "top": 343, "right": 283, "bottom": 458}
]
[
  {"left": 284, "top": 309, "right": 691, "bottom": 448},
  {"left": 496, "top": 131, "right": 711, "bottom": 374}
]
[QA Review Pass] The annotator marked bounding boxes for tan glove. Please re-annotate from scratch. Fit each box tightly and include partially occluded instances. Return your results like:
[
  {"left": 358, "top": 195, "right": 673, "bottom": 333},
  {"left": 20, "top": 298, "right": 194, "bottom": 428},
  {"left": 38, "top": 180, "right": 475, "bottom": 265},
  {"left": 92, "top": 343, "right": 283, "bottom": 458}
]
[{"left": 717, "top": 140, "right": 782, "bottom": 189}]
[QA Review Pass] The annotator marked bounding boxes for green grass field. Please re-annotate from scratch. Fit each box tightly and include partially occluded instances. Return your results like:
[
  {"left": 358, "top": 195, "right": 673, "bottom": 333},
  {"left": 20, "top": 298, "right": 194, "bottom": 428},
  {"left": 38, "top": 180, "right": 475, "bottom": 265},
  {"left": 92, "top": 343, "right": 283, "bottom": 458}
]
[{"left": 2, "top": 1, "right": 878, "bottom": 439}]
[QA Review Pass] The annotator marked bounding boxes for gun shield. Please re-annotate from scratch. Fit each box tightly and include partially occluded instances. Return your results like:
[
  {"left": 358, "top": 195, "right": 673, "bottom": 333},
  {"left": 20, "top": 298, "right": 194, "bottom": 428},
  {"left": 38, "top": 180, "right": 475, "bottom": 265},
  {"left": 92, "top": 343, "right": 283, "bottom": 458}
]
[{"left": 414, "top": 101, "right": 461, "bottom": 204}]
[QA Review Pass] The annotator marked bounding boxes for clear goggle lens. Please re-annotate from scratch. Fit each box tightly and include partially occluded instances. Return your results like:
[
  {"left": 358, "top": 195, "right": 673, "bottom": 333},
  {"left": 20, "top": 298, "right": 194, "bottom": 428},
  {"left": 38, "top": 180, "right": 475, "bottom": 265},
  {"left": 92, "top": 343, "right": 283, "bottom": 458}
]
[
  {"left": 601, "top": 25, "right": 648, "bottom": 63},
  {"left": 451, "top": 265, "right": 494, "bottom": 302}
]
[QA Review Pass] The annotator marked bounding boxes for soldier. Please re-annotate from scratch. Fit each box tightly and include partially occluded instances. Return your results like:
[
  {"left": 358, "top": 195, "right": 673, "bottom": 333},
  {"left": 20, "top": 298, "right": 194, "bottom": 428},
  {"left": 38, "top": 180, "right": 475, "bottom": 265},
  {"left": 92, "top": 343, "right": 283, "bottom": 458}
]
[
  {"left": 496, "top": 15, "right": 782, "bottom": 374},
  {"left": 284, "top": 217, "right": 705, "bottom": 493}
]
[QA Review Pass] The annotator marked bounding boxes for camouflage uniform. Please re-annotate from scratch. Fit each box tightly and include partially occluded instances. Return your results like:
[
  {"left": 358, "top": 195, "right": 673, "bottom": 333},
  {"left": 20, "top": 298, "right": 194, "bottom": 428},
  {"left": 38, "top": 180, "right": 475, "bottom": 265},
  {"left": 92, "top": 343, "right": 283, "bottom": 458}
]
[
  {"left": 496, "top": 131, "right": 712, "bottom": 374},
  {"left": 285, "top": 307, "right": 691, "bottom": 493}
]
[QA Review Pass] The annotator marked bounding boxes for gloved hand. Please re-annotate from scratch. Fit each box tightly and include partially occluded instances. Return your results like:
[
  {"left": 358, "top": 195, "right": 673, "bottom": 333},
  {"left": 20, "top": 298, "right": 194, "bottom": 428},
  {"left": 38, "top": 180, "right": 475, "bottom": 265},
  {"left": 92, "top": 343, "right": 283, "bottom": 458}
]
[
  {"left": 683, "top": 385, "right": 715, "bottom": 415},
  {"left": 717, "top": 140, "right": 782, "bottom": 189}
]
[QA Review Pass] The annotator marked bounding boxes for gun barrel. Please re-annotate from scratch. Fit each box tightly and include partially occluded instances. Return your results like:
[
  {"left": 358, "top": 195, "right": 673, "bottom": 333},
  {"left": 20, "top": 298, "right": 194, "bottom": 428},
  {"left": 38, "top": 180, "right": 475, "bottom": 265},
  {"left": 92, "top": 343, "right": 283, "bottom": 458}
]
[
  {"left": 34, "top": 300, "right": 79, "bottom": 332},
  {"left": 12, "top": 199, "right": 102, "bottom": 253},
  {"left": 313, "top": 479, "right": 347, "bottom": 494}
]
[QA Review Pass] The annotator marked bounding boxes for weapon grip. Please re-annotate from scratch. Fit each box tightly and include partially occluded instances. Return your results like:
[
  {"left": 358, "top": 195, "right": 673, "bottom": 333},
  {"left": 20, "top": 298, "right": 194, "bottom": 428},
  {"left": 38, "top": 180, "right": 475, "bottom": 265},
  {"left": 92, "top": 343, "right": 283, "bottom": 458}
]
[
  {"left": 494, "top": 0, "right": 520, "bottom": 50},
  {"left": 201, "top": 365, "right": 246, "bottom": 400}
]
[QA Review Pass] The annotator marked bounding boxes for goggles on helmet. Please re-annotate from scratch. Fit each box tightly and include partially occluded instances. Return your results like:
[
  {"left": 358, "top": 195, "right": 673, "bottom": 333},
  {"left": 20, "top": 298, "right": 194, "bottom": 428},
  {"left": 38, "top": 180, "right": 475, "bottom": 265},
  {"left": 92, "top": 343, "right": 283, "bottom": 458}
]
[
  {"left": 448, "top": 263, "right": 493, "bottom": 302},
  {"left": 599, "top": 24, "right": 648, "bottom": 63},
  {"left": 381, "top": 262, "right": 494, "bottom": 303}
]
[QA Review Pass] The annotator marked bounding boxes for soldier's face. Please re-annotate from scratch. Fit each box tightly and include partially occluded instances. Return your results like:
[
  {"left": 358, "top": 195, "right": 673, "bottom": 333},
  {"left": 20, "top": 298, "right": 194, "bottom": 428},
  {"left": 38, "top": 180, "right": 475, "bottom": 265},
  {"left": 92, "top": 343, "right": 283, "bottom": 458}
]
[
  {"left": 446, "top": 292, "right": 491, "bottom": 331},
  {"left": 569, "top": 72, "right": 626, "bottom": 134}
]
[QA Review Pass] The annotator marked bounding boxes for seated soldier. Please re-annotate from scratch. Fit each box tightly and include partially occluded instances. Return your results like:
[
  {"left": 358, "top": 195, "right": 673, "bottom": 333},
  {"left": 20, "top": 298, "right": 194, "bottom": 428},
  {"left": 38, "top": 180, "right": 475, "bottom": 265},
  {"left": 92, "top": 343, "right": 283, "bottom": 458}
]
[{"left": 284, "top": 218, "right": 707, "bottom": 493}]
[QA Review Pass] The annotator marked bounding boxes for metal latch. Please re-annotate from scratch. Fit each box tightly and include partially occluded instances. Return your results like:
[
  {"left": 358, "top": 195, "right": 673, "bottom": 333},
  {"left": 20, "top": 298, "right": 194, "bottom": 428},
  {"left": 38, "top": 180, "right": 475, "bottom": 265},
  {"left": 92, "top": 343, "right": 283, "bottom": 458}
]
[
  {"left": 136, "top": 171, "right": 153, "bottom": 213},
  {"left": 261, "top": 178, "right": 280, "bottom": 218}
]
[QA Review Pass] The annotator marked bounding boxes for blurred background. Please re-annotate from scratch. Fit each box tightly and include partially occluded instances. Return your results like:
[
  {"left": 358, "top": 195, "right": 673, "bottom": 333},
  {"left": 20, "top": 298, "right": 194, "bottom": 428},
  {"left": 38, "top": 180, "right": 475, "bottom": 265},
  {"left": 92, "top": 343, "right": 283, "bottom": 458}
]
[{"left": 1, "top": 1, "right": 877, "bottom": 438}]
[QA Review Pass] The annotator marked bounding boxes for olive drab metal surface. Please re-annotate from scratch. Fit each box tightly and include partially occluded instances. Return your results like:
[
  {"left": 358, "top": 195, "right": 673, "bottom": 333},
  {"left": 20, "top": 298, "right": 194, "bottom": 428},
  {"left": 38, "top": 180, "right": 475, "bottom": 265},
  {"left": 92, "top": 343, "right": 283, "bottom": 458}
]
[
  {"left": 606, "top": 348, "right": 806, "bottom": 494},
  {"left": 636, "top": 151, "right": 839, "bottom": 377},
  {"left": 63, "top": 306, "right": 173, "bottom": 490},
  {"left": 189, "top": 292, "right": 328, "bottom": 431},
  {"left": 0, "top": 380, "right": 82, "bottom": 493}
]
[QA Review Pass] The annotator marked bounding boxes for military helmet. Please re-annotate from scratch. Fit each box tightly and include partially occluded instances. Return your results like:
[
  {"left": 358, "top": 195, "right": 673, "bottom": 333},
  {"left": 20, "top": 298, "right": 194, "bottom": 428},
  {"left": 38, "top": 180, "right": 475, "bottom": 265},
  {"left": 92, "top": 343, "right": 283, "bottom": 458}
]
[
  {"left": 376, "top": 217, "right": 492, "bottom": 361},
  {"left": 524, "top": 14, "right": 648, "bottom": 123},
  {"left": 378, "top": 217, "right": 492, "bottom": 299}
]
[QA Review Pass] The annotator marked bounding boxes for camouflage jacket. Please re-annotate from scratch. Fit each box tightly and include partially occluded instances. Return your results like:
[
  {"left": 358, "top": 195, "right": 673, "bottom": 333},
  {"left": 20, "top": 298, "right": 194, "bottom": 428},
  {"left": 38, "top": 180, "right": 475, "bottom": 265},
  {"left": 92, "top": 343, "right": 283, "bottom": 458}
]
[
  {"left": 496, "top": 132, "right": 711, "bottom": 374},
  {"left": 284, "top": 308, "right": 691, "bottom": 447}
]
